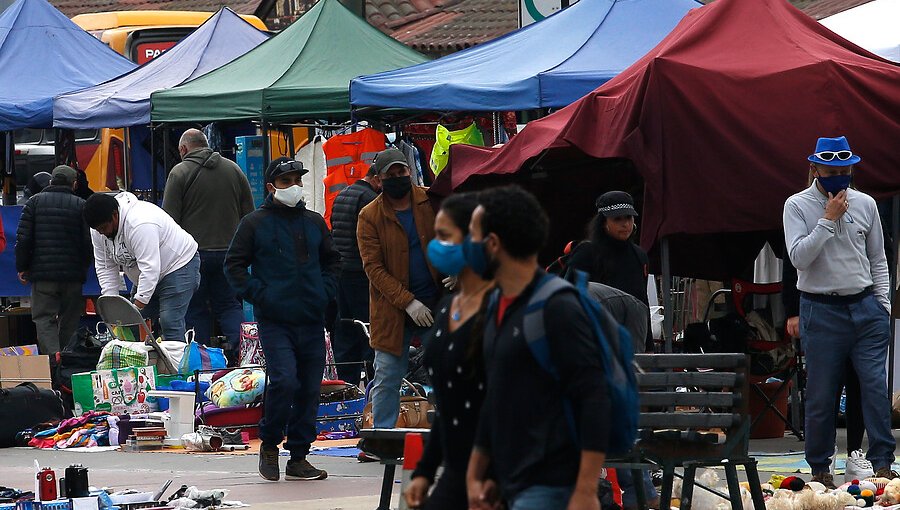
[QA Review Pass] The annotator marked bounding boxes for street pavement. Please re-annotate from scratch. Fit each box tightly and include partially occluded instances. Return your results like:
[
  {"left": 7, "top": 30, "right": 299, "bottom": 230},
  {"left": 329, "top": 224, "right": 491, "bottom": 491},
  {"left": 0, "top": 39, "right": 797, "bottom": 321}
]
[
  {"left": 0, "top": 446, "right": 395, "bottom": 509},
  {"left": 1, "top": 429, "right": 896, "bottom": 509}
]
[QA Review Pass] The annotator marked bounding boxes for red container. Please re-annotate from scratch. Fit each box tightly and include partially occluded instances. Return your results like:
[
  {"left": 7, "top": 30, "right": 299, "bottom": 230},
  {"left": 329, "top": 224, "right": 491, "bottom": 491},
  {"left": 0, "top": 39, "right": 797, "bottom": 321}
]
[
  {"left": 749, "top": 380, "right": 792, "bottom": 439},
  {"left": 37, "top": 467, "right": 57, "bottom": 501}
]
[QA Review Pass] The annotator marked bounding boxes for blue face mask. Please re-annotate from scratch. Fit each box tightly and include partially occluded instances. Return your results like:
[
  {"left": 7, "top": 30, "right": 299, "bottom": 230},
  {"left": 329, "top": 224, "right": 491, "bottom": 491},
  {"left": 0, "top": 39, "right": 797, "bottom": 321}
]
[
  {"left": 817, "top": 174, "right": 852, "bottom": 195},
  {"left": 427, "top": 239, "right": 467, "bottom": 277},
  {"left": 462, "top": 235, "right": 494, "bottom": 280}
]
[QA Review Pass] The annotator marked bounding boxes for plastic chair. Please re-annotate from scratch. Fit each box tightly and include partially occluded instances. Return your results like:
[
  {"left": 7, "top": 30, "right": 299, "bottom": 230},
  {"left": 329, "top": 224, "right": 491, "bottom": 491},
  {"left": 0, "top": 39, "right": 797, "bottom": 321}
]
[{"left": 95, "top": 295, "right": 178, "bottom": 375}]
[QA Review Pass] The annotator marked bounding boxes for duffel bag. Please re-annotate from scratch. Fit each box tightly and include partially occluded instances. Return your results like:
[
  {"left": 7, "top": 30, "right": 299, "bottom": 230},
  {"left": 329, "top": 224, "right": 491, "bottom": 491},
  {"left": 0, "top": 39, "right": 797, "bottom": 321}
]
[{"left": 0, "top": 383, "right": 66, "bottom": 448}]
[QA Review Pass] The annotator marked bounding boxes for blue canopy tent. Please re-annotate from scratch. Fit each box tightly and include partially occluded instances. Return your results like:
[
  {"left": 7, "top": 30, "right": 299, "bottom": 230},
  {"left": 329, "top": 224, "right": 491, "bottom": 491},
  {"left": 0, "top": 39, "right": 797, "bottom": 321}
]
[
  {"left": 53, "top": 8, "right": 269, "bottom": 129},
  {"left": 0, "top": 0, "right": 135, "bottom": 131},
  {"left": 350, "top": 0, "right": 701, "bottom": 112}
]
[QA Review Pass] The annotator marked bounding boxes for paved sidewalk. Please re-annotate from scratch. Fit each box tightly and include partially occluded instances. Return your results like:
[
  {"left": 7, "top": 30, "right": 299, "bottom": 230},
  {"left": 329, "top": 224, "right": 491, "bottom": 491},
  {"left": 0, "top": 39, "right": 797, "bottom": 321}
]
[{"left": 0, "top": 447, "right": 395, "bottom": 509}]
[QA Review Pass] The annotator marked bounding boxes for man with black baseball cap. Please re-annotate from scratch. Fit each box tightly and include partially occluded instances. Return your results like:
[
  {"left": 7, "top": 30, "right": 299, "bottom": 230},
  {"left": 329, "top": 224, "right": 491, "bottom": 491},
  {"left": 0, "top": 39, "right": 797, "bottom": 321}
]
[
  {"left": 16, "top": 165, "right": 92, "bottom": 355},
  {"left": 225, "top": 156, "right": 340, "bottom": 482}
]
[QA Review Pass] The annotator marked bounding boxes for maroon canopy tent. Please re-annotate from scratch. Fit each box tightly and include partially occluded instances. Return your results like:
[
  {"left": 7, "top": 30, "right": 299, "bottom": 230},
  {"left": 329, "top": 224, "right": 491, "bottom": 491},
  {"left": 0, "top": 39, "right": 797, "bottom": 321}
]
[{"left": 434, "top": 0, "right": 900, "bottom": 280}]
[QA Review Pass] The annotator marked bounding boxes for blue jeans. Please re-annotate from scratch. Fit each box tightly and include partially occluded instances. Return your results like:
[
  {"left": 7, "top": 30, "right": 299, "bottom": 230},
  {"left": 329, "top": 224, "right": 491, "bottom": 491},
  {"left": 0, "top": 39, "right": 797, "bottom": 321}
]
[
  {"left": 617, "top": 469, "right": 658, "bottom": 508},
  {"left": 333, "top": 271, "right": 373, "bottom": 385},
  {"left": 801, "top": 293, "right": 895, "bottom": 472},
  {"left": 371, "top": 323, "right": 427, "bottom": 428},
  {"left": 508, "top": 485, "right": 573, "bottom": 510},
  {"left": 257, "top": 319, "right": 325, "bottom": 458},
  {"left": 185, "top": 250, "right": 244, "bottom": 350},
  {"left": 141, "top": 253, "right": 200, "bottom": 342}
]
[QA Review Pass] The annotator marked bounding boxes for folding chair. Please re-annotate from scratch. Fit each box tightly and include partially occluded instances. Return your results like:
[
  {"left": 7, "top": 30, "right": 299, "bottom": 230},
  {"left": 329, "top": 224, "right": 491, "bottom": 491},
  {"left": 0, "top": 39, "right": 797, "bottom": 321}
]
[
  {"left": 95, "top": 295, "right": 179, "bottom": 375},
  {"left": 727, "top": 279, "right": 804, "bottom": 440}
]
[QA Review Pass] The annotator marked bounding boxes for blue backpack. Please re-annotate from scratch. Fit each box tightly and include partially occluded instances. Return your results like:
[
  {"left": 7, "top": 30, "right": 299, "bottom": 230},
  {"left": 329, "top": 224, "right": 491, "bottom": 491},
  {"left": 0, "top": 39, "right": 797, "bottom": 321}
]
[{"left": 504, "top": 271, "right": 640, "bottom": 456}]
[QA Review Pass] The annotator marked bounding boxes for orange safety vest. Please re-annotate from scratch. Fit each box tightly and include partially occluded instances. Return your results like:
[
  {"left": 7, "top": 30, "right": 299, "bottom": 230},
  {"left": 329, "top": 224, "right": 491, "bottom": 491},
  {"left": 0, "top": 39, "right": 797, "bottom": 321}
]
[{"left": 322, "top": 128, "right": 386, "bottom": 228}]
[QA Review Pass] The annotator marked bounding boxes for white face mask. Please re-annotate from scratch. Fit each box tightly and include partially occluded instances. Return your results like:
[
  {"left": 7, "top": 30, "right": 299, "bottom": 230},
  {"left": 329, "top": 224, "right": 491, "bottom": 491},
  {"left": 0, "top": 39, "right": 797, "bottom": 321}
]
[{"left": 273, "top": 184, "right": 304, "bottom": 207}]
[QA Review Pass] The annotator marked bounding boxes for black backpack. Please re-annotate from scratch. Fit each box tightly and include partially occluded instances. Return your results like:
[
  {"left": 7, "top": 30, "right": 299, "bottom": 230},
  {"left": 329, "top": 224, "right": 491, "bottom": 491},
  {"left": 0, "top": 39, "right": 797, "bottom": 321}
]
[
  {"left": 53, "top": 327, "right": 104, "bottom": 413},
  {"left": 546, "top": 240, "right": 582, "bottom": 276}
]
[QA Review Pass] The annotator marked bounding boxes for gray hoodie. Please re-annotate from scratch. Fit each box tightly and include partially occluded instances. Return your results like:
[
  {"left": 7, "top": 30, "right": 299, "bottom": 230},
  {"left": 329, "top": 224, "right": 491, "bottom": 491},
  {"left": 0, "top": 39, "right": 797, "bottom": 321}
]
[{"left": 163, "top": 147, "right": 254, "bottom": 251}]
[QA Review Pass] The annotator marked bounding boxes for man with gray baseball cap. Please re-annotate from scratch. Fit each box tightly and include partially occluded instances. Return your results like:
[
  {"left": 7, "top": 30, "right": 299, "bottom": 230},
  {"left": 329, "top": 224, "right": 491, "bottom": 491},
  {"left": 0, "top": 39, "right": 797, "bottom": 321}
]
[
  {"left": 15, "top": 165, "right": 92, "bottom": 355},
  {"left": 358, "top": 148, "right": 439, "bottom": 431}
]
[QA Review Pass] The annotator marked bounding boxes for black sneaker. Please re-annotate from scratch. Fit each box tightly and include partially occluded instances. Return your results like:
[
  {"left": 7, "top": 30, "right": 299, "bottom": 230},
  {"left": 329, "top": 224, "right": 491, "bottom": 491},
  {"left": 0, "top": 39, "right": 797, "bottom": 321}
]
[
  {"left": 286, "top": 458, "right": 328, "bottom": 480},
  {"left": 258, "top": 444, "right": 280, "bottom": 481}
]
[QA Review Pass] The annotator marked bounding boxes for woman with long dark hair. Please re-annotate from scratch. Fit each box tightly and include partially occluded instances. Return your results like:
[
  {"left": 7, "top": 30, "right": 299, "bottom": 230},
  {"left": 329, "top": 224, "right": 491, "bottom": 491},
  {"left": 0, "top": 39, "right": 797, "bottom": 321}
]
[
  {"left": 568, "top": 191, "right": 650, "bottom": 325},
  {"left": 404, "top": 193, "right": 492, "bottom": 510}
]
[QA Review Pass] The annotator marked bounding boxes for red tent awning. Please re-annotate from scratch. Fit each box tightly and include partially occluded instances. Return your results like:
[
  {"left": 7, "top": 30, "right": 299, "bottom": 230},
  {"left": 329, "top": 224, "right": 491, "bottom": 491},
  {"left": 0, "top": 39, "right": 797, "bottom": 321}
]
[{"left": 434, "top": 0, "right": 900, "bottom": 278}]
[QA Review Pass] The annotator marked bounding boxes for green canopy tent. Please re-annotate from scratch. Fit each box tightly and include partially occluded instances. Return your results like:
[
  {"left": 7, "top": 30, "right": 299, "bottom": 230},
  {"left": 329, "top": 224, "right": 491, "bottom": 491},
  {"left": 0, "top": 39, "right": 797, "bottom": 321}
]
[{"left": 149, "top": 0, "right": 428, "bottom": 123}]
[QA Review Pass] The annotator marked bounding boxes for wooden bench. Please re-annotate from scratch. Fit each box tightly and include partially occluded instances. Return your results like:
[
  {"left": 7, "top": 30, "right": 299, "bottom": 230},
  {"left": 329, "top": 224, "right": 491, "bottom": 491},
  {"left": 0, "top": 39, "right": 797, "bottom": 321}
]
[{"left": 606, "top": 353, "right": 766, "bottom": 510}]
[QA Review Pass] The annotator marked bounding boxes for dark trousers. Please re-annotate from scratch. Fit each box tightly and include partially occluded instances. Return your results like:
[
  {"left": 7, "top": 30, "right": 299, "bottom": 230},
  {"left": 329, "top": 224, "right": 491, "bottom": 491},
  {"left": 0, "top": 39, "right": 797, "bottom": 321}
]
[
  {"left": 841, "top": 360, "right": 865, "bottom": 453},
  {"left": 424, "top": 468, "right": 467, "bottom": 510},
  {"left": 185, "top": 250, "right": 244, "bottom": 350},
  {"left": 333, "top": 271, "right": 374, "bottom": 385},
  {"left": 257, "top": 319, "right": 325, "bottom": 459}
]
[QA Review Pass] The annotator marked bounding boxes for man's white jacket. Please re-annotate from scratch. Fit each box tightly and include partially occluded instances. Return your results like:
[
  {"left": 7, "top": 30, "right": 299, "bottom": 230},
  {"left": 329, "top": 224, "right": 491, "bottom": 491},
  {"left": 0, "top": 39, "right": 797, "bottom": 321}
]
[{"left": 92, "top": 192, "right": 198, "bottom": 304}]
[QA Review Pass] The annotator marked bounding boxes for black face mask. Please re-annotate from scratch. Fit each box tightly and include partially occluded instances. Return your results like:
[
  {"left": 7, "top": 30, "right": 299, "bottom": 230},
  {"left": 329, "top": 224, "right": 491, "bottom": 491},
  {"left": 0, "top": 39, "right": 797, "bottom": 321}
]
[{"left": 382, "top": 175, "right": 412, "bottom": 199}]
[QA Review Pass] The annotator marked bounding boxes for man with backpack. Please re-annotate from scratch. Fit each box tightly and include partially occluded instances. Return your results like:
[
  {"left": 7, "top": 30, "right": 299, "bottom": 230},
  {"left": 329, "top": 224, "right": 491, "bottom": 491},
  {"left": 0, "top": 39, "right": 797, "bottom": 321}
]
[
  {"left": 164, "top": 129, "right": 254, "bottom": 354},
  {"left": 465, "top": 185, "right": 611, "bottom": 510}
]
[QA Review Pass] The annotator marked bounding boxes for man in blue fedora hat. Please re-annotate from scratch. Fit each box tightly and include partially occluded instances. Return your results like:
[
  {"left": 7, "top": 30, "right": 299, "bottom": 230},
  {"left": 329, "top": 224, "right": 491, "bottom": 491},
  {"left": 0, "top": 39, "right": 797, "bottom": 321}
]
[{"left": 784, "top": 136, "right": 895, "bottom": 488}]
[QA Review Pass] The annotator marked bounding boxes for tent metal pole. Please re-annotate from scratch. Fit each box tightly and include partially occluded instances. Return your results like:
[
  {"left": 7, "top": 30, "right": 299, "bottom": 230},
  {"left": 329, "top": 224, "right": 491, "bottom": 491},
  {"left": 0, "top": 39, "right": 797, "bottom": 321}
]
[
  {"left": 150, "top": 125, "right": 157, "bottom": 203},
  {"left": 2, "top": 131, "right": 13, "bottom": 206},
  {"left": 162, "top": 128, "right": 170, "bottom": 192},
  {"left": 890, "top": 195, "right": 899, "bottom": 392},
  {"left": 661, "top": 237, "right": 673, "bottom": 353},
  {"left": 287, "top": 127, "right": 295, "bottom": 158},
  {"left": 261, "top": 120, "right": 271, "bottom": 169},
  {"left": 123, "top": 127, "right": 131, "bottom": 192}
]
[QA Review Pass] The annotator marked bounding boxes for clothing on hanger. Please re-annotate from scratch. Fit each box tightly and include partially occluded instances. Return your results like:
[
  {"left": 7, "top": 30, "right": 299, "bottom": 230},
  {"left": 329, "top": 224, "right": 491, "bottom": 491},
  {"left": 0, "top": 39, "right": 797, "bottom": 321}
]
[
  {"left": 322, "top": 128, "right": 386, "bottom": 227},
  {"left": 296, "top": 134, "right": 327, "bottom": 216},
  {"left": 430, "top": 122, "right": 485, "bottom": 177}
]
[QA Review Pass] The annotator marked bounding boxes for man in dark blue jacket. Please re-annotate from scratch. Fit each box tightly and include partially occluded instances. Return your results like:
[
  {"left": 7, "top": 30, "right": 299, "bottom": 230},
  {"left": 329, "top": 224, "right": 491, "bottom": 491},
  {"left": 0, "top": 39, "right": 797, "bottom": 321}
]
[
  {"left": 15, "top": 166, "right": 91, "bottom": 355},
  {"left": 225, "top": 157, "right": 340, "bottom": 482}
]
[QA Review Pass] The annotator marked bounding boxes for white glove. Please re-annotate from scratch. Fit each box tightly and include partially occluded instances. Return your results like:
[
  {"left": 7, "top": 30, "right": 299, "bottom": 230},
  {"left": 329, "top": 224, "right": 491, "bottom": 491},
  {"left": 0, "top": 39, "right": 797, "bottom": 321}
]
[
  {"left": 442, "top": 275, "right": 458, "bottom": 291},
  {"left": 405, "top": 299, "right": 435, "bottom": 327}
]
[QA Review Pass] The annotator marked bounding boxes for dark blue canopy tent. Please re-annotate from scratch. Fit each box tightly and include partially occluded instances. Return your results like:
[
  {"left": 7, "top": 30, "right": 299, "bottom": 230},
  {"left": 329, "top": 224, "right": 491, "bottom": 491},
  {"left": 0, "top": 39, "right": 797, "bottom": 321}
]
[
  {"left": 53, "top": 8, "right": 269, "bottom": 129},
  {"left": 0, "top": 0, "right": 135, "bottom": 131},
  {"left": 350, "top": 0, "right": 701, "bottom": 112}
]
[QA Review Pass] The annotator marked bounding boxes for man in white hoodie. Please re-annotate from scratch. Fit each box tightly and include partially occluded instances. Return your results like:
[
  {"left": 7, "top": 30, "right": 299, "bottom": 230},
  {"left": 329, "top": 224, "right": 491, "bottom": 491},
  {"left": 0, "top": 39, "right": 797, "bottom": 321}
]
[{"left": 84, "top": 192, "right": 200, "bottom": 342}]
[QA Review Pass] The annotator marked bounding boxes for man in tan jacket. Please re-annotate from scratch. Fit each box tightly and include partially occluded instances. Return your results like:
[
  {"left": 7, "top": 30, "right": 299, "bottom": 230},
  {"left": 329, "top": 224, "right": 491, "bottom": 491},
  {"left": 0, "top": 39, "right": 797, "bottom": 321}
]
[{"left": 358, "top": 148, "right": 439, "bottom": 429}]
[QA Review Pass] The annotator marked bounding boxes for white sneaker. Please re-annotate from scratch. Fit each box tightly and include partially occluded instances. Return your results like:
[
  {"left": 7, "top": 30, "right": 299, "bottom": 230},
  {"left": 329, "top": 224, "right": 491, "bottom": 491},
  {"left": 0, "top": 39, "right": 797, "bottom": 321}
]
[{"left": 845, "top": 449, "right": 875, "bottom": 483}]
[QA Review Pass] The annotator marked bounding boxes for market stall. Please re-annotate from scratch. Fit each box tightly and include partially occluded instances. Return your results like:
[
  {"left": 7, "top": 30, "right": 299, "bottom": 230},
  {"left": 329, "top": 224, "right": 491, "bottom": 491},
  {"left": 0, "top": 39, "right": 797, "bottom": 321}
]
[{"left": 149, "top": 0, "right": 428, "bottom": 124}]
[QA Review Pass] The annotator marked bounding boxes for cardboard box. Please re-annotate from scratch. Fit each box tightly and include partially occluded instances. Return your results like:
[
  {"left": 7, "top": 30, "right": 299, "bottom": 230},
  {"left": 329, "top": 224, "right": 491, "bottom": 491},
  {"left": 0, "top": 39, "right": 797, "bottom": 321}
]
[{"left": 0, "top": 354, "right": 52, "bottom": 389}]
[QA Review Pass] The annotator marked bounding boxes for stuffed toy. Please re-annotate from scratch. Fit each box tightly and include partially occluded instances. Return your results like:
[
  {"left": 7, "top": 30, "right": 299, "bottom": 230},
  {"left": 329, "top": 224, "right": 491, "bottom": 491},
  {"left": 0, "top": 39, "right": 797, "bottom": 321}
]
[{"left": 881, "top": 478, "right": 900, "bottom": 505}]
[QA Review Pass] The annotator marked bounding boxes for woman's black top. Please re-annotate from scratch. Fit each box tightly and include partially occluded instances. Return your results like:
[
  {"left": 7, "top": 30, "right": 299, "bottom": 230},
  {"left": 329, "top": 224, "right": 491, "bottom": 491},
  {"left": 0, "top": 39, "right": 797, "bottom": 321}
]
[
  {"left": 412, "top": 295, "right": 486, "bottom": 481},
  {"left": 567, "top": 235, "right": 650, "bottom": 306}
]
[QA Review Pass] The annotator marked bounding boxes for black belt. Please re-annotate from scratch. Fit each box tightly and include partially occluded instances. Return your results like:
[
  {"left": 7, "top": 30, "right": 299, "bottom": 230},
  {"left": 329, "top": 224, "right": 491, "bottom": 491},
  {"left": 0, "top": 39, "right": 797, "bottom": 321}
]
[{"left": 801, "top": 286, "right": 873, "bottom": 305}]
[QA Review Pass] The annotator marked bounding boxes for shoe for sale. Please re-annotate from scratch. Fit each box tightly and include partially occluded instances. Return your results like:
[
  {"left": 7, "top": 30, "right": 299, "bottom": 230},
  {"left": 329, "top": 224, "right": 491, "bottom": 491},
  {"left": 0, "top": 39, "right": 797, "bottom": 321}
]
[
  {"left": 356, "top": 438, "right": 381, "bottom": 462},
  {"left": 286, "top": 458, "right": 328, "bottom": 480},
  {"left": 258, "top": 444, "right": 280, "bottom": 481},
  {"left": 811, "top": 471, "right": 836, "bottom": 490},
  {"left": 845, "top": 450, "right": 875, "bottom": 483},
  {"left": 875, "top": 467, "right": 900, "bottom": 480}
]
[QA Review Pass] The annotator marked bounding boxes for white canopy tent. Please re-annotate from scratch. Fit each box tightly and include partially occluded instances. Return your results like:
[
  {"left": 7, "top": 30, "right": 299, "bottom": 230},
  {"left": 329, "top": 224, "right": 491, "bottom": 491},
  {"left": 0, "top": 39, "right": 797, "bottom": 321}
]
[{"left": 820, "top": 0, "right": 899, "bottom": 62}]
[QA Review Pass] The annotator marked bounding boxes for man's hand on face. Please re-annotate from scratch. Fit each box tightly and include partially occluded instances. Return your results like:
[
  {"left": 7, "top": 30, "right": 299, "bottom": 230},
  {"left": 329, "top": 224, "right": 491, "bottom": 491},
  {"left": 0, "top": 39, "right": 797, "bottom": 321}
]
[{"left": 824, "top": 190, "right": 849, "bottom": 222}]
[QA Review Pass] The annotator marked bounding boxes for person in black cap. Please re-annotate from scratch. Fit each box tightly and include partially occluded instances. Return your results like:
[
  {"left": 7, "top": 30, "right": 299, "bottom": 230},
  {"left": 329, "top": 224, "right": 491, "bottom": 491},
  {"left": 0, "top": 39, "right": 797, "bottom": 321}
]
[
  {"left": 565, "top": 190, "right": 654, "bottom": 510},
  {"left": 225, "top": 157, "right": 340, "bottom": 482}
]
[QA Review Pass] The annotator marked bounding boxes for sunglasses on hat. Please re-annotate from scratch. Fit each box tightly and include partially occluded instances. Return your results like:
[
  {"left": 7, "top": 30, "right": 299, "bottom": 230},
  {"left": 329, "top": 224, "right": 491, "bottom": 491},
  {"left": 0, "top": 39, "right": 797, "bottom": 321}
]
[
  {"left": 277, "top": 160, "right": 303, "bottom": 173},
  {"left": 813, "top": 150, "right": 854, "bottom": 162}
]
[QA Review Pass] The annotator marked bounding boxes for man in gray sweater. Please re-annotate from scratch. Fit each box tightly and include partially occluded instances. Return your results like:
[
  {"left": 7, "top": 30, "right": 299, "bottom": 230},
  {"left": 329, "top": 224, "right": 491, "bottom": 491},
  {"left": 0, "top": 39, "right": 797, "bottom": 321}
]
[
  {"left": 783, "top": 135, "right": 895, "bottom": 488},
  {"left": 163, "top": 129, "right": 254, "bottom": 355}
]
